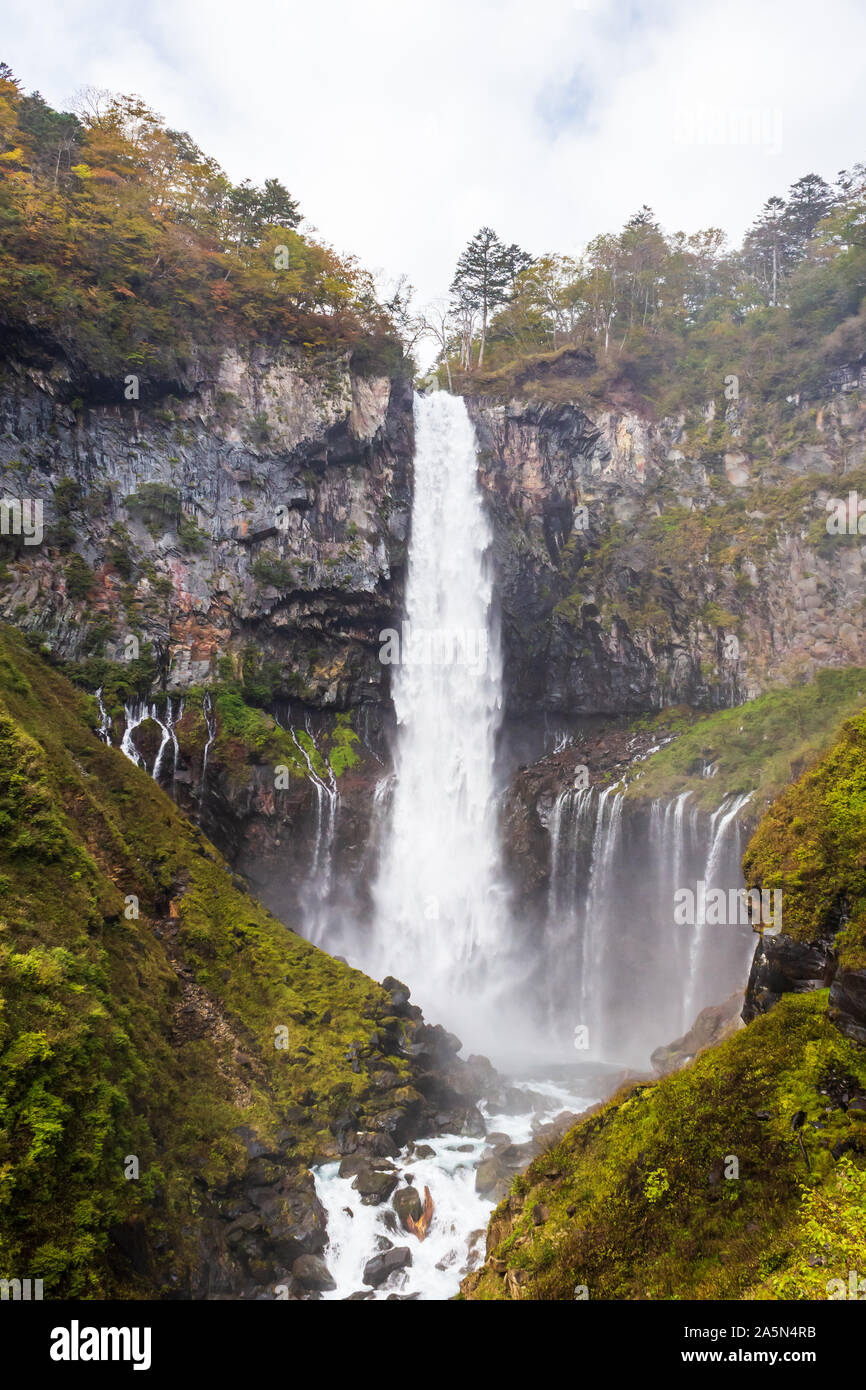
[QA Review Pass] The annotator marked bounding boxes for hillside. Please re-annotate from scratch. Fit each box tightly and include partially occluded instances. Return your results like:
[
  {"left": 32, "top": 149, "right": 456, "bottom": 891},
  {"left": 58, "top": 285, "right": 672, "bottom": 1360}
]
[
  {"left": 0, "top": 625, "right": 477, "bottom": 1298},
  {"left": 463, "top": 714, "right": 866, "bottom": 1300}
]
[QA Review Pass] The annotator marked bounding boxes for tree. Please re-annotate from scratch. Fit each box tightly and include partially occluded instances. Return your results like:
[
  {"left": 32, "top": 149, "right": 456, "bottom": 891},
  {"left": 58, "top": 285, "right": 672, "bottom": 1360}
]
[
  {"left": 419, "top": 300, "right": 457, "bottom": 389},
  {"left": 450, "top": 226, "right": 531, "bottom": 369},
  {"left": 783, "top": 174, "right": 835, "bottom": 260},
  {"left": 225, "top": 177, "right": 301, "bottom": 254},
  {"left": 742, "top": 195, "right": 788, "bottom": 305}
]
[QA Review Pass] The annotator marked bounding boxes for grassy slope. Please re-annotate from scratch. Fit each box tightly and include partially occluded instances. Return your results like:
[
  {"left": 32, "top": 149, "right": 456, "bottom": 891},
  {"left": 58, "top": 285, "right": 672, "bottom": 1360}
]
[
  {"left": 465, "top": 709, "right": 866, "bottom": 1301},
  {"left": 0, "top": 626, "right": 408, "bottom": 1296},
  {"left": 464, "top": 994, "right": 866, "bottom": 1301},
  {"left": 743, "top": 710, "right": 866, "bottom": 971},
  {"left": 623, "top": 667, "right": 866, "bottom": 813}
]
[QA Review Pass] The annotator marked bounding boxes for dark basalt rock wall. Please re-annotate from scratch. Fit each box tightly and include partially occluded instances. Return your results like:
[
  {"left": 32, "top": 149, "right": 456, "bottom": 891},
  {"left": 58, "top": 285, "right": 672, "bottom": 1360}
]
[
  {"left": 744, "top": 932, "right": 866, "bottom": 1046},
  {"left": 467, "top": 388, "right": 866, "bottom": 720},
  {"left": 0, "top": 353, "right": 414, "bottom": 710}
]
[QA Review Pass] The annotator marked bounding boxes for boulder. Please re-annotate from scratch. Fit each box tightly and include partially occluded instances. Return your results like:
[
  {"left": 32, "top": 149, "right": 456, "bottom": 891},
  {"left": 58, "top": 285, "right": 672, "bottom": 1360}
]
[
  {"left": 393, "top": 1186, "right": 423, "bottom": 1230},
  {"left": 291, "top": 1254, "right": 336, "bottom": 1292},
  {"left": 651, "top": 991, "right": 744, "bottom": 1076},
  {"left": 475, "top": 1157, "right": 509, "bottom": 1195},
  {"left": 352, "top": 1164, "right": 399, "bottom": 1205},
  {"left": 362, "top": 1246, "right": 412, "bottom": 1287}
]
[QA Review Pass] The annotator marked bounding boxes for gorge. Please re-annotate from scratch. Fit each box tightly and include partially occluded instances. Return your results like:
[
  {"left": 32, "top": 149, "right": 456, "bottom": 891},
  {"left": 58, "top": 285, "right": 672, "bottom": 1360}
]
[{"left": 2, "top": 52, "right": 866, "bottom": 1309}]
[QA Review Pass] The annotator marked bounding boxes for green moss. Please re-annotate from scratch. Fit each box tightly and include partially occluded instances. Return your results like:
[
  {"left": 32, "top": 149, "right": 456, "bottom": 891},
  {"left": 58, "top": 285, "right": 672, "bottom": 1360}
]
[
  {"left": 743, "top": 709, "right": 866, "bottom": 966},
  {"left": 464, "top": 993, "right": 866, "bottom": 1301},
  {"left": 0, "top": 625, "right": 404, "bottom": 1297},
  {"left": 625, "top": 667, "right": 866, "bottom": 812}
]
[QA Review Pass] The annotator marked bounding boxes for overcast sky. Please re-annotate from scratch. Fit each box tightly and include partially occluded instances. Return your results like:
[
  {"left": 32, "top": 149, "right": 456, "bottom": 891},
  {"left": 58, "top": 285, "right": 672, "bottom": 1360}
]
[{"left": 4, "top": 0, "right": 866, "bottom": 312}]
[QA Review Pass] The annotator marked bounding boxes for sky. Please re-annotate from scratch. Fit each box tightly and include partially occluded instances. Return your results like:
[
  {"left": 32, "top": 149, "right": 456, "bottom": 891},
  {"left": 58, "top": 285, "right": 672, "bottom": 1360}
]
[{"left": 4, "top": 0, "right": 866, "bottom": 317}]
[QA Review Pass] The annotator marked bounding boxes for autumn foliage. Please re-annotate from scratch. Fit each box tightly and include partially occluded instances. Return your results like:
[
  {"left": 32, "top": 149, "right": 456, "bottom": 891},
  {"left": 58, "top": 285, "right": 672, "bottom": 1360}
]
[{"left": 0, "top": 65, "right": 403, "bottom": 391}]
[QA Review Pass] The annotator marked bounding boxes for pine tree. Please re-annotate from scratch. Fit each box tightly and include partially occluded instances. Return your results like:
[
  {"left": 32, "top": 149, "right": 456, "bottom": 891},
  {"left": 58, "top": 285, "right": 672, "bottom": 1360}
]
[
  {"left": 782, "top": 173, "right": 835, "bottom": 260},
  {"left": 450, "top": 227, "right": 531, "bottom": 369}
]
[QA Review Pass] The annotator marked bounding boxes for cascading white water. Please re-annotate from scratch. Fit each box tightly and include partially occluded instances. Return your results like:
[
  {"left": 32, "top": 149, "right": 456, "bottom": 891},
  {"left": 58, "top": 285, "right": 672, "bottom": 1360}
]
[
  {"left": 95, "top": 687, "right": 113, "bottom": 745},
  {"left": 578, "top": 786, "right": 624, "bottom": 1056},
  {"left": 288, "top": 721, "right": 340, "bottom": 948},
  {"left": 683, "top": 791, "right": 753, "bottom": 1027},
  {"left": 542, "top": 783, "right": 755, "bottom": 1066},
  {"left": 201, "top": 692, "right": 216, "bottom": 783},
  {"left": 370, "top": 392, "right": 510, "bottom": 1049},
  {"left": 117, "top": 698, "right": 180, "bottom": 782}
]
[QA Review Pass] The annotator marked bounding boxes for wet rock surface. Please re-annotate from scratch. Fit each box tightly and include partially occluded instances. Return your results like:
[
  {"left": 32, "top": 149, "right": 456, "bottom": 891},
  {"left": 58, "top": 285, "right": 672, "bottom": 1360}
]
[{"left": 651, "top": 991, "right": 745, "bottom": 1076}]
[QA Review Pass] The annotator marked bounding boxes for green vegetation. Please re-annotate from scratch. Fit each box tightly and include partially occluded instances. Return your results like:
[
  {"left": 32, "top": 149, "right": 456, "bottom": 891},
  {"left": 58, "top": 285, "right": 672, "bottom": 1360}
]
[
  {"left": 125, "top": 483, "right": 182, "bottom": 540},
  {"left": 625, "top": 667, "right": 866, "bottom": 812},
  {"left": 0, "top": 65, "right": 404, "bottom": 389},
  {"left": 64, "top": 553, "right": 95, "bottom": 601},
  {"left": 463, "top": 993, "right": 866, "bottom": 1301},
  {"left": 251, "top": 550, "right": 296, "bottom": 590},
  {"left": 743, "top": 709, "right": 866, "bottom": 969},
  {"left": 0, "top": 625, "right": 402, "bottom": 1296},
  {"left": 438, "top": 171, "right": 866, "bottom": 415}
]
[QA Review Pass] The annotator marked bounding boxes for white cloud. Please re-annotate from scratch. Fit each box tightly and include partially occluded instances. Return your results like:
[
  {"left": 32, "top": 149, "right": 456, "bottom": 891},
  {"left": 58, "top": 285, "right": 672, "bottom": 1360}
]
[{"left": 4, "top": 0, "right": 865, "bottom": 316}]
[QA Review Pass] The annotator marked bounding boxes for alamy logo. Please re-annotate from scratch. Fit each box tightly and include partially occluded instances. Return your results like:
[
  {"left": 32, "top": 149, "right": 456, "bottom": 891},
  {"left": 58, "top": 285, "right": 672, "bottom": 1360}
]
[
  {"left": 826, "top": 1269, "right": 866, "bottom": 1299},
  {"left": 49, "top": 1320, "right": 152, "bottom": 1371},
  {"left": 0, "top": 1277, "right": 43, "bottom": 1299},
  {"left": 826, "top": 492, "right": 866, "bottom": 534},
  {"left": 0, "top": 497, "right": 43, "bottom": 545},
  {"left": 378, "top": 621, "right": 488, "bottom": 671},
  {"left": 674, "top": 883, "right": 782, "bottom": 935}
]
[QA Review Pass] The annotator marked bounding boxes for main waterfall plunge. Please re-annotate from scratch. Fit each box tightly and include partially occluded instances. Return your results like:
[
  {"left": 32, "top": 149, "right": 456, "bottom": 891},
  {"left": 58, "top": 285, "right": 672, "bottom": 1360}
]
[
  {"left": 291, "top": 390, "right": 754, "bottom": 1068},
  {"left": 109, "top": 390, "right": 755, "bottom": 1071},
  {"left": 369, "top": 392, "right": 514, "bottom": 1046}
]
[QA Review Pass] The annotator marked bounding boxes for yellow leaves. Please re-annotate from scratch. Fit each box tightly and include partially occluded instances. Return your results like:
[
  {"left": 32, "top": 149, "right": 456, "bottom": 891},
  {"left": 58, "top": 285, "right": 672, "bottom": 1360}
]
[
  {"left": 70, "top": 162, "right": 92, "bottom": 179},
  {"left": 0, "top": 145, "right": 24, "bottom": 164}
]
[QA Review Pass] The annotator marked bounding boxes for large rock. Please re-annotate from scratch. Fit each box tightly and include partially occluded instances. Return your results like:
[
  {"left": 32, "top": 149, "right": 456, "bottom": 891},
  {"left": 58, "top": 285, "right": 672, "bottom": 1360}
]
[
  {"left": 392, "top": 1186, "right": 423, "bottom": 1230},
  {"left": 291, "top": 1254, "right": 336, "bottom": 1292},
  {"left": 362, "top": 1246, "right": 412, "bottom": 1287},
  {"left": 475, "top": 1157, "right": 510, "bottom": 1196},
  {"left": 829, "top": 967, "right": 866, "bottom": 1045},
  {"left": 651, "top": 991, "right": 744, "bottom": 1075},
  {"left": 351, "top": 1164, "right": 399, "bottom": 1205},
  {"left": 743, "top": 935, "right": 836, "bottom": 1022}
]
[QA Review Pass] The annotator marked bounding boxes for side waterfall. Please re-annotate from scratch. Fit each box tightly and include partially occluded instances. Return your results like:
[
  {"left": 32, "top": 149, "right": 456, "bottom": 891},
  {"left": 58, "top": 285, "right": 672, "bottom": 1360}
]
[
  {"left": 115, "top": 696, "right": 184, "bottom": 782},
  {"left": 288, "top": 721, "right": 340, "bottom": 950},
  {"left": 543, "top": 783, "right": 754, "bottom": 1065}
]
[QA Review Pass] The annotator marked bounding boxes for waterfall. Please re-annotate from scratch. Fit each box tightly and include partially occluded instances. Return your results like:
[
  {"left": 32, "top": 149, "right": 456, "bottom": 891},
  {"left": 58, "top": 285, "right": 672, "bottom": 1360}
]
[
  {"left": 201, "top": 692, "right": 216, "bottom": 782},
  {"left": 170, "top": 697, "right": 185, "bottom": 775},
  {"left": 149, "top": 707, "right": 172, "bottom": 783},
  {"left": 579, "top": 787, "right": 624, "bottom": 1056},
  {"left": 289, "top": 721, "right": 340, "bottom": 948},
  {"left": 120, "top": 701, "right": 147, "bottom": 768},
  {"left": 118, "top": 698, "right": 178, "bottom": 781},
  {"left": 370, "top": 392, "right": 510, "bottom": 1048},
  {"left": 683, "top": 791, "right": 753, "bottom": 1028},
  {"left": 95, "top": 687, "right": 112, "bottom": 745},
  {"left": 542, "top": 784, "right": 595, "bottom": 1038},
  {"left": 543, "top": 784, "right": 754, "bottom": 1067}
]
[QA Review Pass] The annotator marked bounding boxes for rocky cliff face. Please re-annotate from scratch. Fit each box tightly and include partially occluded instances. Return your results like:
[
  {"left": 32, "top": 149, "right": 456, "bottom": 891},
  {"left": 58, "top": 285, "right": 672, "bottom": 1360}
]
[
  {"left": 469, "top": 387, "right": 866, "bottom": 719},
  {"left": 0, "top": 350, "right": 414, "bottom": 709},
  {"left": 5, "top": 356, "right": 866, "bottom": 1047}
]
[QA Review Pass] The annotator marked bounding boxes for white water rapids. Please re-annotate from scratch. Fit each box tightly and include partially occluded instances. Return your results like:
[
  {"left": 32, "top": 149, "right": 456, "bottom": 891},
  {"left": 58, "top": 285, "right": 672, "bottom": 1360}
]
[{"left": 313, "top": 1079, "right": 594, "bottom": 1301}]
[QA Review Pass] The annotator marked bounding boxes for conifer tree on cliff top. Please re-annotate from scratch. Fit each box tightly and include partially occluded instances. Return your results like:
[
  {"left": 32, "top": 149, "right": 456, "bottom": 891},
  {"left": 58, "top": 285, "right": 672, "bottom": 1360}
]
[{"left": 451, "top": 227, "right": 532, "bottom": 369}]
